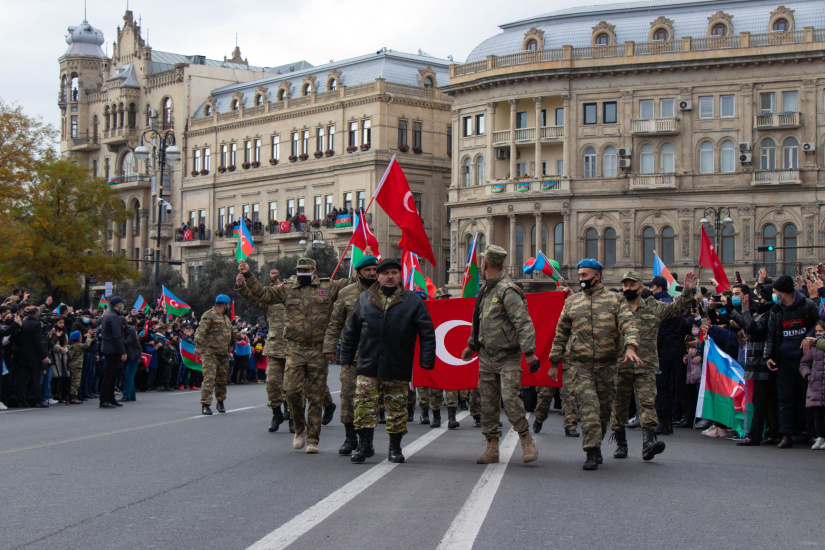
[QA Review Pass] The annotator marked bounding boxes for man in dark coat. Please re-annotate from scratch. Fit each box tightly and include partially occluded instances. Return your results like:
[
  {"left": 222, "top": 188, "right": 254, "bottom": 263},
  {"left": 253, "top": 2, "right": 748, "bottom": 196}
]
[
  {"left": 99, "top": 297, "right": 126, "bottom": 409},
  {"left": 16, "top": 306, "right": 50, "bottom": 407},
  {"left": 341, "top": 258, "right": 436, "bottom": 464}
]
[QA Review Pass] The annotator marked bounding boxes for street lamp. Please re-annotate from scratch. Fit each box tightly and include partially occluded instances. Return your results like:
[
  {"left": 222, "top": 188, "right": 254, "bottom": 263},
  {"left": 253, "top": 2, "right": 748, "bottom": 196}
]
[
  {"left": 299, "top": 231, "right": 326, "bottom": 249},
  {"left": 133, "top": 130, "right": 181, "bottom": 305},
  {"left": 700, "top": 207, "right": 734, "bottom": 251}
]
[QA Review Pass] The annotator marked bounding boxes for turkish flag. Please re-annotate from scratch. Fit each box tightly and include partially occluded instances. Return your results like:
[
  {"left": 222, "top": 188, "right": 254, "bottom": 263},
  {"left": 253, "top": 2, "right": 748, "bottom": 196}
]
[
  {"left": 183, "top": 229, "right": 194, "bottom": 241},
  {"left": 352, "top": 209, "right": 381, "bottom": 258},
  {"left": 279, "top": 221, "right": 290, "bottom": 233},
  {"left": 699, "top": 226, "right": 730, "bottom": 292},
  {"left": 412, "top": 291, "right": 567, "bottom": 390},
  {"left": 374, "top": 158, "right": 437, "bottom": 267}
]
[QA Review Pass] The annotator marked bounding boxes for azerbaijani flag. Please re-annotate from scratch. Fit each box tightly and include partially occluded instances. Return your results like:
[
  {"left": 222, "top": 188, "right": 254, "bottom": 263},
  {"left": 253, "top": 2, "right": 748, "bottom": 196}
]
[
  {"left": 98, "top": 295, "right": 109, "bottom": 310},
  {"left": 461, "top": 233, "right": 479, "bottom": 298},
  {"left": 134, "top": 295, "right": 149, "bottom": 313},
  {"left": 107, "top": 176, "right": 118, "bottom": 185},
  {"left": 523, "top": 251, "right": 562, "bottom": 282},
  {"left": 653, "top": 251, "right": 680, "bottom": 298},
  {"left": 179, "top": 340, "right": 203, "bottom": 372},
  {"left": 161, "top": 285, "right": 191, "bottom": 316},
  {"left": 698, "top": 337, "right": 751, "bottom": 435},
  {"left": 350, "top": 210, "right": 381, "bottom": 272},
  {"left": 335, "top": 214, "right": 352, "bottom": 227},
  {"left": 235, "top": 220, "right": 255, "bottom": 261},
  {"left": 402, "top": 250, "right": 435, "bottom": 299}
]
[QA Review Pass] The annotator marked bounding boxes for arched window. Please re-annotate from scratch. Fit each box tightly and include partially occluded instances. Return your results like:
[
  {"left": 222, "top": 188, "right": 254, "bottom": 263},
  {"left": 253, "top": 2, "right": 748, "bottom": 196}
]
[
  {"left": 525, "top": 39, "right": 538, "bottom": 51},
  {"left": 640, "top": 144, "right": 655, "bottom": 174},
  {"left": 643, "top": 227, "right": 655, "bottom": 265},
  {"left": 763, "top": 224, "right": 777, "bottom": 263},
  {"left": 475, "top": 156, "right": 485, "bottom": 185},
  {"left": 462, "top": 158, "right": 472, "bottom": 187},
  {"left": 515, "top": 224, "right": 525, "bottom": 266},
  {"left": 712, "top": 23, "right": 728, "bottom": 36},
  {"left": 783, "top": 223, "right": 797, "bottom": 263},
  {"left": 278, "top": 89, "right": 287, "bottom": 101},
  {"left": 162, "top": 98, "right": 172, "bottom": 123},
  {"left": 699, "top": 141, "right": 714, "bottom": 173},
  {"left": 720, "top": 140, "right": 736, "bottom": 172},
  {"left": 661, "top": 226, "right": 675, "bottom": 265},
  {"left": 585, "top": 228, "right": 598, "bottom": 259},
  {"left": 773, "top": 18, "right": 789, "bottom": 32},
  {"left": 653, "top": 28, "right": 669, "bottom": 41},
  {"left": 604, "top": 228, "right": 617, "bottom": 265},
  {"left": 584, "top": 147, "right": 597, "bottom": 178},
  {"left": 145, "top": 103, "right": 151, "bottom": 126},
  {"left": 134, "top": 201, "right": 141, "bottom": 237},
  {"left": 117, "top": 103, "right": 124, "bottom": 128},
  {"left": 127, "top": 103, "right": 137, "bottom": 128},
  {"left": 204, "top": 104, "right": 212, "bottom": 116},
  {"left": 302, "top": 84, "right": 311, "bottom": 96},
  {"left": 604, "top": 146, "right": 617, "bottom": 177},
  {"left": 92, "top": 114, "right": 99, "bottom": 139},
  {"left": 760, "top": 138, "right": 776, "bottom": 170},
  {"left": 661, "top": 143, "right": 675, "bottom": 173},
  {"left": 103, "top": 106, "right": 110, "bottom": 130},
  {"left": 782, "top": 137, "right": 798, "bottom": 169},
  {"left": 423, "top": 76, "right": 434, "bottom": 88},
  {"left": 121, "top": 151, "right": 135, "bottom": 180},
  {"left": 554, "top": 222, "right": 564, "bottom": 262},
  {"left": 721, "top": 225, "right": 735, "bottom": 264},
  {"left": 255, "top": 94, "right": 263, "bottom": 106},
  {"left": 595, "top": 34, "right": 611, "bottom": 45},
  {"left": 329, "top": 79, "right": 338, "bottom": 91},
  {"left": 478, "top": 233, "right": 487, "bottom": 255},
  {"left": 231, "top": 99, "right": 239, "bottom": 111},
  {"left": 531, "top": 223, "right": 548, "bottom": 258}
]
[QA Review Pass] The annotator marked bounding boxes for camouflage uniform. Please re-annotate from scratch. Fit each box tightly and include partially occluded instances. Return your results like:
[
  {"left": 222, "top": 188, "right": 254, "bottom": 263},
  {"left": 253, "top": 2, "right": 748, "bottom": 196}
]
[
  {"left": 549, "top": 281, "right": 639, "bottom": 450},
  {"left": 354, "top": 376, "right": 408, "bottom": 434},
  {"left": 467, "top": 269, "right": 536, "bottom": 439},
  {"left": 67, "top": 339, "right": 91, "bottom": 397},
  {"left": 534, "top": 381, "right": 579, "bottom": 430},
  {"left": 611, "top": 276, "right": 694, "bottom": 432},
  {"left": 243, "top": 278, "right": 288, "bottom": 408},
  {"left": 195, "top": 306, "right": 241, "bottom": 406},
  {"left": 237, "top": 260, "right": 354, "bottom": 445}
]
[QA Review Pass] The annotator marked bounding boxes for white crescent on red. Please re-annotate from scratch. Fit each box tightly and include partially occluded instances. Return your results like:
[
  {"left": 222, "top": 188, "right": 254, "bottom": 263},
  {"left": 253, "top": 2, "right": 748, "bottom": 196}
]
[
  {"left": 403, "top": 191, "right": 416, "bottom": 213},
  {"left": 434, "top": 320, "right": 476, "bottom": 366}
]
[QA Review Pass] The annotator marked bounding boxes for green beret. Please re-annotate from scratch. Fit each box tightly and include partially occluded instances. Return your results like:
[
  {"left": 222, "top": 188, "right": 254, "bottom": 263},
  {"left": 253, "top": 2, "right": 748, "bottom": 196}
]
[{"left": 354, "top": 255, "right": 378, "bottom": 270}]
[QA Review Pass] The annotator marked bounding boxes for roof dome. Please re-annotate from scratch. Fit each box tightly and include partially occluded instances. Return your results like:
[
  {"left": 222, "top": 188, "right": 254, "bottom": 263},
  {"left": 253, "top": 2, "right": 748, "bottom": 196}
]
[{"left": 64, "top": 20, "right": 106, "bottom": 58}]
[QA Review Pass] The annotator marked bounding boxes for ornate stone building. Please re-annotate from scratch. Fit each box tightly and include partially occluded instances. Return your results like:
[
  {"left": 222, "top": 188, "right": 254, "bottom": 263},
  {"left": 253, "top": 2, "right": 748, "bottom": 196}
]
[{"left": 443, "top": 0, "right": 825, "bottom": 289}]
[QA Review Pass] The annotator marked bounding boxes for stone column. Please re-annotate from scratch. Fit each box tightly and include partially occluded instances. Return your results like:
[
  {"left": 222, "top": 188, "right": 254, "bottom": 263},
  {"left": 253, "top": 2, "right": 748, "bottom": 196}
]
[
  {"left": 509, "top": 100, "right": 518, "bottom": 178},
  {"left": 111, "top": 219, "right": 121, "bottom": 252},
  {"left": 486, "top": 102, "right": 496, "bottom": 180},
  {"left": 508, "top": 214, "right": 516, "bottom": 264},
  {"left": 486, "top": 214, "right": 495, "bottom": 248},
  {"left": 451, "top": 112, "right": 460, "bottom": 187},
  {"left": 561, "top": 95, "right": 571, "bottom": 178},
  {"left": 125, "top": 216, "right": 135, "bottom": 259},
  {"left": 139, "top": 208, "right": 150, "bottom": 258},
  {"left": 534, "top": 97, "right": 543, "bottom": 176},
  {"left": 534, "top": 211, "right": 543, "bottom": 256}
]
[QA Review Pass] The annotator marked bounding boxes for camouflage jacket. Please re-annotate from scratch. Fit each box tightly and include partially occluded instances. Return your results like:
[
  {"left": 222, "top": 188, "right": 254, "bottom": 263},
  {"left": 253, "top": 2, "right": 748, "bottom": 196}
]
[
  {"left": 323, "top": 277, "right": 372, "bottom": 355},
  {"left": 623, "top": 287, "right": 695, "bottom": 370},
  {"left": 237, "top": 271, "right": 355, "bottom": 348},
  {"left": 243, "top": 278, "right": 287, "bottom": 358},
  {"left": 549, "top": 282, "right": 639, "bottom": 365},
  {"left": 67, "top": 339, "right": 91, "bottom": 367},
  {"left": 194, "top": 307, "right": 241, "bottom": 355},
  {"left": 467, "top": 271, "right": 536, "bottom": 360}
]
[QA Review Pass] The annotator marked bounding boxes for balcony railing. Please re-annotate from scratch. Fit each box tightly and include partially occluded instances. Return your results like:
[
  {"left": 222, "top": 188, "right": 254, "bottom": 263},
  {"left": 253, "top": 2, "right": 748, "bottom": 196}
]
[
  {"left": 630, "top": 117, "right": 678, "bottom": 135},
  {"left": 493, "top": 126, "right": 563, "bottom": 144},
  {"left": 571, "top": 44, "right": 625, "bottom": 59},
  {"left": 475, "top": 177, "right": 569, "bottom": 195},
  {"left": 113, "top": 174, "right": 152, "bottom": 185},
  {"left": 752, "top": 169, "right": 801, "bottom": 185},
  {"left": 514, "top": 128, "right": 536, "bottom": 141},
  {"left": 754, "top": 111, "right": 800, "bottom": 128},
  {"left": 540, "top": 125, "right": 564, "bottom": 139},
  {"left": 174, "top": 228, "right": 211, "bottom": 243},
  {"left": 691, "top": 35, "right": 740, "bottom": 51},
  {"left": 634, "top": 40, "right": 683, "bottom": 55},
  {"left": 629, "top": 174, "right": 678, "bottom": 189},
  {"left": 492, "top": 130, "right": 510, "bottom": 145},
  {"left": 71, "top": 131, "right": 100, "bottom": 149},
  {"left": 752, "top": 263, "right": 803, "bottom": 278}
]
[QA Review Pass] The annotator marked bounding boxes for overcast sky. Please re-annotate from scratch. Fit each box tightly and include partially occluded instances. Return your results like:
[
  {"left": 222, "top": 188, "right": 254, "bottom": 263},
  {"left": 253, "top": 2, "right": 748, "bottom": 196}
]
[{"left": 0, "top": 0, "right": 618, "bottom": 130}]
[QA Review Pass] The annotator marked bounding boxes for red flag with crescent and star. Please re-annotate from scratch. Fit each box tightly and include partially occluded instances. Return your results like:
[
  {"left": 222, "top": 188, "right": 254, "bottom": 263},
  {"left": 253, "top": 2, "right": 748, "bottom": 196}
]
[
  {"left": 412, "top": 292, "right": 566, "bottom": 390},
  {"left": 699, "top": 226, "right": 730, "bottom": 292},
  {"left": 373, "top": 157, "right": 437, "bottom": 267}
]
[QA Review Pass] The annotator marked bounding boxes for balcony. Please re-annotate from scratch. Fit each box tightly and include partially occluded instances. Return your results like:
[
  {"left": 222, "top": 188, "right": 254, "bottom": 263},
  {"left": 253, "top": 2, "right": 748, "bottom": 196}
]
[
  {"left": 493, "top": 126, "right": 564, "bottom": 146},
  {"left": 110, "top": 174, "right": 152, "bottom": 190},
  {"left": 102, "top": 127, "right": 139, "bottom": 146},
  {"left": 754, "top": 111, "right": 800, "bottom": 129},
  {"left": 174, "top": 228, "right": 211, "bottom": 246},
  {"left": 629, "top": 174, "right": 678, "bottom": 190},
  {"left": 70, "top": 131, "right": 100, "bottom": 151},
  {"left": 540, "top": 126, "right": 564, "bottom": 140},
  {"left": 630, "top": 117, "right": 678, "bottom": 136},
  {"left": 452, "top": 177, "right": 569, "bottom": 201},
  {"left": 492, "top": 130, "right": 510, "bottom": 146},
  {"left": 751, "top": 169, "right": 801, "bottom": 185},
  {"left": 514, "top": 128, "right": 536, "bottom": 142}
]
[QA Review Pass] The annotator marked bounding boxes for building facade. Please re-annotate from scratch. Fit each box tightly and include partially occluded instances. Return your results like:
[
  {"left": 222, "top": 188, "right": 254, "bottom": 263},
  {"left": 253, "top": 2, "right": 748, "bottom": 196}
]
[{"left": 443, "top": 0, "right": 825, "bottom": 290}]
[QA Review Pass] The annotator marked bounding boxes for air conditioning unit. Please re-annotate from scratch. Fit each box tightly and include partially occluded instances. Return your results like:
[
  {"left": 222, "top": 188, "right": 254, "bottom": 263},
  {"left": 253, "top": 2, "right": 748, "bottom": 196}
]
[
  {"left": 739, "top": 153, "right": 752, "bottom": 163},
  {"left": 678, "top": 99, "right": 692, "bottom": 111},
  {"left": 739, "top": 142, "right": 751, "bottom": 152},
  {"left": 618, "top": 147, "right": 632, "bottom": 158},
  {"left": 144, "top": 247, "right": 152, "bottom": 256},
  {"left": 148, "top": 108, "right": 158, "bottom": 118},
  {"left": 802, "top": 142, "right": 816, "bottom": 153},
  {"left": 495, "top": 149, "right": 508, "bottom": 160},
  {"left": 619, "top": 159, "right": 632, "bottom": 169}
]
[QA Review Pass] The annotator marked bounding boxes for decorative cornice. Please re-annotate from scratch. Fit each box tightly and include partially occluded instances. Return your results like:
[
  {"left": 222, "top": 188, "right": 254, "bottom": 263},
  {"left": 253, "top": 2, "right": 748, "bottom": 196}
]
[
  {"left": 592, "top": 21, "right": 616, "bottom": 34},
  {"left": 651, "top": 16, "right": 674, "bottom": 29},
  {"left": 708, "top": 11, "right": 733, "bottom": 25}
]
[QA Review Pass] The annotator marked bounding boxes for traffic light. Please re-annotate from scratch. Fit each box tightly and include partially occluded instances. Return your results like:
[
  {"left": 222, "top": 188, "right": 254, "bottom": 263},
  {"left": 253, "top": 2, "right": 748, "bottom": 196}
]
[{"left": 757, "top": 245, "right": 775, "bottom": 252}]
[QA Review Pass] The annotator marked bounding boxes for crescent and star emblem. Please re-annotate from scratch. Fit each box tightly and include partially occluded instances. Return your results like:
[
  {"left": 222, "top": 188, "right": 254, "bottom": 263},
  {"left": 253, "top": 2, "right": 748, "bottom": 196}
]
[
  {"left": 434, "top": 320, "right": 476, "bottom": 366},
  {"left": 403, "top": 191, "right": 416, "bottom": 213}
]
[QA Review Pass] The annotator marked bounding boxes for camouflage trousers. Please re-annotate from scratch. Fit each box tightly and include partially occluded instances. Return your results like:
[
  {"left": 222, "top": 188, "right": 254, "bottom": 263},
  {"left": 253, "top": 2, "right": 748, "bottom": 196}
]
[
  {"left": 284, "top": 346, "right": 328, "bottom": 445},
  {"left": 69, "top": 362, "right": 83, "bottom": 397},
  {"left": 478, "top": 349, "right": 529, "bottom": 439},
  {"left": 535, "top": 369, "right": 579, "bottom": 429},
  {"left": 200, "top": 353, "right": 229, "bottom": 405},
  {"left": 354, "top": 375, "right": 408, "bottom": 435},
  {"left": 611, "top": 366, "right": 657, "bottom": 431},
  {"left": 339, "top": 364, "right": 357, "bottom": 424},
  {"left": 265, "top": 356, "right": 285, "bottom": 408},
  {"left": 569, "top": 361, "right": 618, "bottom": 450}
]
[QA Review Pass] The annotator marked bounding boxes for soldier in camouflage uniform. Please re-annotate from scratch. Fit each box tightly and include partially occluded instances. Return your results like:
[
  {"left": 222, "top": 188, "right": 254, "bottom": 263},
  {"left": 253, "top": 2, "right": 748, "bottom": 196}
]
[
  {"left": 533, "top": 382, "right": 580, "bottom": 436},
  {"left": 549, "top": 259, "right": 641, "bottom": 470},
  {"left": 610, "top": 270, "right": 697, "bottom": 461},
  {"left": 67, "top": 330, "right": 92, "bottom": 403},
  {"left": 323, "top": 253, "right": 378, "bottom": 455},
  {"left": 195, "top": 294, "right": 242, "bottom": 415},
  {"left": 236, "top": 257, "right": 354, "bottom": 454},
  {"left": 461, "top": 245, "right": 539, "bottom": 465}
]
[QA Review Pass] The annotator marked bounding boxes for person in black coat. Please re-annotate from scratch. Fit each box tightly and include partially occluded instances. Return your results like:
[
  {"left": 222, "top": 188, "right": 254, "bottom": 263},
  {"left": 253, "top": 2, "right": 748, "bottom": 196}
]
[
  {"left": 341, "top": 258, "right": 436, "bottom": 464},
  {"left": 99, "top": 297, "right": 127, "bottom": 408},
  {"left": 16, "top": 307, "right": 49, "bottom": 407}
]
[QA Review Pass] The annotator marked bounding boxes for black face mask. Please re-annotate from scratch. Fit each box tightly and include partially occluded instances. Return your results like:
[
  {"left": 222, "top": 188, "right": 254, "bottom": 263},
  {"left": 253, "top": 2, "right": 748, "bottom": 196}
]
[
  {"left": 381, "top": 285, "right": 396, "bottom": 296},
  {"left": 580, "top": 277, "right": 598, "bottom": 291},
  {"left": 297, "top": 274, "right": 312, "bottom": 287},
  {"left": 359, "top": 276, "right": 376, "bottom": 288},
  {"left": 623, "top": 288, "right": 640, "bottom": 301}
]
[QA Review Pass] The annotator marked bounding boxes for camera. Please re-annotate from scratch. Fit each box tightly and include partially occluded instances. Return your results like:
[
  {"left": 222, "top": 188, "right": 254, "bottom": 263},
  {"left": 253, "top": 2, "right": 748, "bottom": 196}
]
[{"left": 165, "top": 205, "right": 172, "bottom": 214}]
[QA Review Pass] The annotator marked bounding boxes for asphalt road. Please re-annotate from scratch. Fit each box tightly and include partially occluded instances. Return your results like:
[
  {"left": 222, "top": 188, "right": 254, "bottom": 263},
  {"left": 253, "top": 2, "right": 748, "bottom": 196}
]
[{"left": 2, "top": 365, "right": 823, "bottom": 550}]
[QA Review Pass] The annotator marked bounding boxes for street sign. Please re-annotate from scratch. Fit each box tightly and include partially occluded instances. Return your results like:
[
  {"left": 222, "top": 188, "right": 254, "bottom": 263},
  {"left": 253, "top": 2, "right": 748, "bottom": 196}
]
[{"left": 105, "top": 282, "right": 113, "bottom": 297}]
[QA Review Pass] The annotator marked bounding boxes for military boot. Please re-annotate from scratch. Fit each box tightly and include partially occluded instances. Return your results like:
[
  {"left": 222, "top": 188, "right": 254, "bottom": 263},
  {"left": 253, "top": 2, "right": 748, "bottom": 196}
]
[
  {"left": 583, "top": 449, "right": 598, "bottom": 470},
  {"left": 420, "top": 407, "right": 430, "bottom": 425},
  {"left": 288, "top": 418, "right": 295, "bottom": 433},
  {"left": 430, "top": 409, "right": 442, "bottom": 428},
  {"left": 654, "top": 417, "right": 673, "bottom": 436},
  {"left": 388, "top": 433, "right": 405, "bottom": 463},
  {"left": 339, "top": 422, "right": 357, "bottom": 455},
  {"left": 269, "top": 406, "right": 284, "bottom": 433},
  {"left": 476, "top": 437, "right": 499, "bottom": 464},
  {"left": 322, "top": 402, "right": 336, "bottom": 426},
  {"left": 595, "top": 447, "right": 603, "bottom": 464},
  {"left": 378, "top": 409, "right": 386, "bottom": 424},
  {"left": 201, "top": 404, "right": 212, "bottom": 416},
  {"left": 351, "top": 428, "right": 375, "bottom": 464},
  {"left": 643, "top": 428, "right": 666, "bottom": 461},
  {"left": 447, "top": 407, "right": 460, "bottom": 429},
  {"left": 459, "top": 398, "right": 468, "bottom": 411},
  {"left": 283, "top": 406, "right": 292, "bottom": 421},
  {"left": 407, "top": 404, "right": 414, "bottom": 422},
  {"left": 473, "top": 415, "right": 481, "bottom": 428},
  {"left": 532, "top": 419, "right": 543, "bottom": 433},
  {"left": 216, "top": 401, "right": 226, "bottom": 413},
  {"left": 518, "top": 430, "right": 538, "bottom": 463},
  {"left": 612, "top": 430, "right": 628, "bottom": 459}
]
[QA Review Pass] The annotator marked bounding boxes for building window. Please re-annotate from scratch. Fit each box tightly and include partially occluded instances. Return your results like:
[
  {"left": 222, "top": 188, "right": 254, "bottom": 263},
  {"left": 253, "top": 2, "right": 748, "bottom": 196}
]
[
  {"left": 784, "top": 224, "right": 797, "bottom": 263},
  {"left": 362, "top": 120, "right": 371, "bottom": 146},
  {"left": 291, "top": 132, "right": 299, "bottom": 156},
  {"left": 329, "top": 79, "right": 337, "bottom": 91},
  {"left": 204, "top": 147, "right": 211, "bottom": 171},
  {"left": 531, "top": 224, "right": 548, "bottom": 258},
  {"left": 231, "top": 99, "right": 239, "bottom": 111},
  {"left": 412, "top": 122, "right": 422, "bottom": 149},
  {"left": 699, "top": 96, "right": 714, "bottom": 118},
  {"left": 661, "top": 226, "right": 675, "bottom": 265},
  {"left": 316, "top": 127, "right": 325, "bottom": 152},
  {"left": 348, "top": 121, "right": 358, "bottom": 147},
  {"left": 720, "top": 140, "right": 736, "bottom": 173},
  {"left": 447, "top": 124, "right": 452, "bottom": 155},
  {"left": 721, "top": 225, "right": 735, "bottom": 264},
  {"left": 603, "top": 102, "right": 617, "bottom": 124},
  {"left": 711, "top": 23, "right": 728, "bottom": 36},
  {"left": 555, "top": 108, "right": 564, "bottom": 126},
  {"left": 475, "top": 114, "right": 485, "bottom": 135},
  {"left": 301, "top": 130, "right": 310, "bottom": 155},
  {"left": 218, "top": 208, "right": 225, "bottom": 229},
  {"left": 251, "top": 204, "right": 259, "bottom": 224},
  {"left": 302, "top": 83, "right": 311, "bottom": 97},
  {"left": 763, "top": 224, "right": 777, "bottom": 263},
  {"left": 653, "top": 28, "right": 668, "bottom": 41},
  {"left": 357, "top": 191, "right": 366, "bottom": 210},
  {"left": 199, "top": 209, "right": 206, "bottom": 226},
  {"left": 70, "top": 115, "right": 78, "bottom": 138},
  {"left": 583, "top": 103, "right": 597, "bottom": 125},
  {"left": 297, "top": 198, "right": 305, "bottom": 215},
  {"left": 271, "top": 135, "right": 280, "bottom": 161},
  {"left": 92, "top": 159, "right": 98, "bottom": 178},
  {"left": 782, "top": 137, "right": 798, "bottom": 169},
  {"left": 205, "top": 105, "right": 212, "bottom": 116},
  {"left": 640, "top": 144, "right": 654, "bottom": 174},
  {"left": 604, "top": 228, "right": 617, "bottom": 265},
  {"left": 242, "top": 204, "right": 250, "bottom": 222},
  {"left": 525, "top": 39, "right": 538, "bottom": 51},
  {"left": 244, "top": 140, "right": 251, "bottom": 163},
  {"left": 462, "top": 158, "right": 472, "bottom": 187},
  {"left": 760, "top": 92, "right": 775, "bottom": 113},
  {"left": 227, "top": 206, "right": 235, "bottom": 224},
  {"left": 782, "top": 90, "right": 798, "bottom": 112},
  {"left": 639, "top": 99, "right": 654, "bottom": 119},
  {"left": 255, "top": 94, "right": 263, "bottom": 106},
  {"left": 660, "top": 99, "right": 675, "bottom": 118},
  {"left": 516, "top": 112, "right": 527, "bottom": 129},
  {"left": 413, "top": 192, "right": 422, "bottom": 215},
  {"left": 773, "top": 18, "right": 789, "bottom": 32},
  {"left": 554, "top": 222, "right": 564, "bottom": 263},
  {"left": 516, "top": 162, "right": 527, "bottom": 178},
  {"left": 699, "top": 142, "right": 715, "bottom": 173},
  {"left": 462, "top": 116, "right": 472, "bottom": 137},
  {"left": 643, "top": 227, "right": 655, "bottom": 265},
  {"left": 515, "top": 225, "right": 524, "bottom": 266},
  {"left": 278, "top": 89, "right": 286, "bottom": 101},
  {"left": 314, "top": 196, "right": 322, "bottom": 220},
  {"left": 399, "top": 120, "right": 408, "bottom": 145},
  {"left": 163, "top": 98, "right": 172, "bottom": 122},
  {"left": 585, "top": 228, "right": 598, "bottom": 259},
  {"left": 268, "top": 201, "right": 277, "bottom": 223},
  {"left": 423, "top": 77, "right": 434, "bottom": 88},
  {"left": 584, "top": 147, "right": 597, "bottom": 178},
  {"left": 230, "top": 143, "right": 237, "bottom": 165},
  {"left": 661, "top": 143, "right": 675, "bottom": 173},
  {"left": 253, "top": 139, "right": 261, "bottom": 162},
  {"left": 760, "top": 138, "right": 776, "bottom": 170},
  {"left": 327, "top": 126, "right": 335, "bottom": 151},
  {"left": 595, "top": 33, "right": 610, "bottom": 45},
  {"left": 287, "top": 199, "right": 294, "bottom": 217},
  {"left": 720, "top": 95, "right": 735, "bottom": 117},
  {"left": 343, "top": 192, "right": 352, "bottom": 211},
  {"left": 220, "top": 145, "right": 227, "bottom": 167},
  {"left": 604, "top": 146, "right": 617, "bottom": 177},
  {"left": 475, "top": 156, "right": 485, "bottom": 185},
  {"left": 325, "top": 195, "right": 333, "bottom": 214},
  {"left": 194, "top": 149, "right": 201, "bottom": 172}
]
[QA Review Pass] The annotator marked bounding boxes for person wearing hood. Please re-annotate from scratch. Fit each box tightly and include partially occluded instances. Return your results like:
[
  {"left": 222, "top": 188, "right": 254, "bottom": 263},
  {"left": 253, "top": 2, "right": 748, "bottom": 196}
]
[
  {"left": 802, "top": 321, "right": 825, "bottom": 449},
  {"left": 764, "top": 275, "right": 821, "bottom": 448}
]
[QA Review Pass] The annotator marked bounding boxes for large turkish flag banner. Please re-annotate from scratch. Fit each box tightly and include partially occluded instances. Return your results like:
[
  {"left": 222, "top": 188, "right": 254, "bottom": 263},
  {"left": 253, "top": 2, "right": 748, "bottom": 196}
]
[{"left": 412, "top": 291, "right": 567, "bottom": 390}]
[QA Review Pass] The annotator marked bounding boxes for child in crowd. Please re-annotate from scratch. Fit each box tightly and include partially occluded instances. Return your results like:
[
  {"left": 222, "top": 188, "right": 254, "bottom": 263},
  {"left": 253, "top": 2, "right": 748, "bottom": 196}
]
[
  {"left": 800, "top": 320, "right": 825, "bottom": 449},
  {"left": 67, "top": 330, "right": 91, "bottom": 404}
]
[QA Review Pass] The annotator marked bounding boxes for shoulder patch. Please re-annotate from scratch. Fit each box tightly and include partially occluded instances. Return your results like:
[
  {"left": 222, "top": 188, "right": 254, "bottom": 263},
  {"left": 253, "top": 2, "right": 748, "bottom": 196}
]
[
  {"left": 492, "top": 297, "right": 499, "bottom": 303},
  {"left": 317, "top": 290, "right": 328, "bottom": 296}
]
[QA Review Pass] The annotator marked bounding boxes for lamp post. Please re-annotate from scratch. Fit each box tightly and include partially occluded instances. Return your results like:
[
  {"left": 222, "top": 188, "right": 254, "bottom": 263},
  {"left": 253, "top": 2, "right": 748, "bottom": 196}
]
[
  {"left": 299, "top": 230, "right": 326, "bottom": 249},
  {"left": 700, "top": 207, "right": 734, "bottom": 252},
  {"left": 133, "top": 130, "right": 181, "bottom": 305}
]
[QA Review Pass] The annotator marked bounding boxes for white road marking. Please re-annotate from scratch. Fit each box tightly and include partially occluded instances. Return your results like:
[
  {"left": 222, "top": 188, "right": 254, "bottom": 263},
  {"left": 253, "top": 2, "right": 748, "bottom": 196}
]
[
  {"left": 246, "top": 411, "right": 471, "bottom": 550},
  {"left": 436, "top": 416, "right": 527, "bottom": 550}
]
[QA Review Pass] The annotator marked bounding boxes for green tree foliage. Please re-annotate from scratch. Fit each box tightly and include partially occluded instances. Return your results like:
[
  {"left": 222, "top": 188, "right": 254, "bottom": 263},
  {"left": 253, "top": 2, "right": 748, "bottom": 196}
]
[{"left": 0, "top": 99, "right": 56, "bottom": 209}]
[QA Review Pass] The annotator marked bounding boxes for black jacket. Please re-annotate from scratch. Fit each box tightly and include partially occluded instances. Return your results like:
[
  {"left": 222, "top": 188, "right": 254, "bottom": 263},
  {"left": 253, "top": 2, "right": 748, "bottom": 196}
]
[
  {"left": 340, "top": 285, "right": 436, "bottom": 382},
  {"left": 652, "top": 291, "right": 685, "bottom": 364},
  {"left": 18, "top": 314, "right": 47, "bottom": 366},
  {"left": 100, "top": 309, "right": 126, "bottom": 355},
  {"left": 732, "top": 305, "right": 771, "bottom": 380},
  {"left": 763, "top": 290, "right": 820, "bottom": 361}
]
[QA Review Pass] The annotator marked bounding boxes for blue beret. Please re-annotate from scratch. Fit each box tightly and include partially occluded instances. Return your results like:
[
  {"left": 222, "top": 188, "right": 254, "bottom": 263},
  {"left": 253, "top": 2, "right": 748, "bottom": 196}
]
[
  {"left": 216, "top": 294, "right": 231, "bottom": 304},
  {"left": 69, "top": 331, "right": 81, "bottom": 341},
  {"left": 577, "top": 258, "right": 604, "bottom": 270}
]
